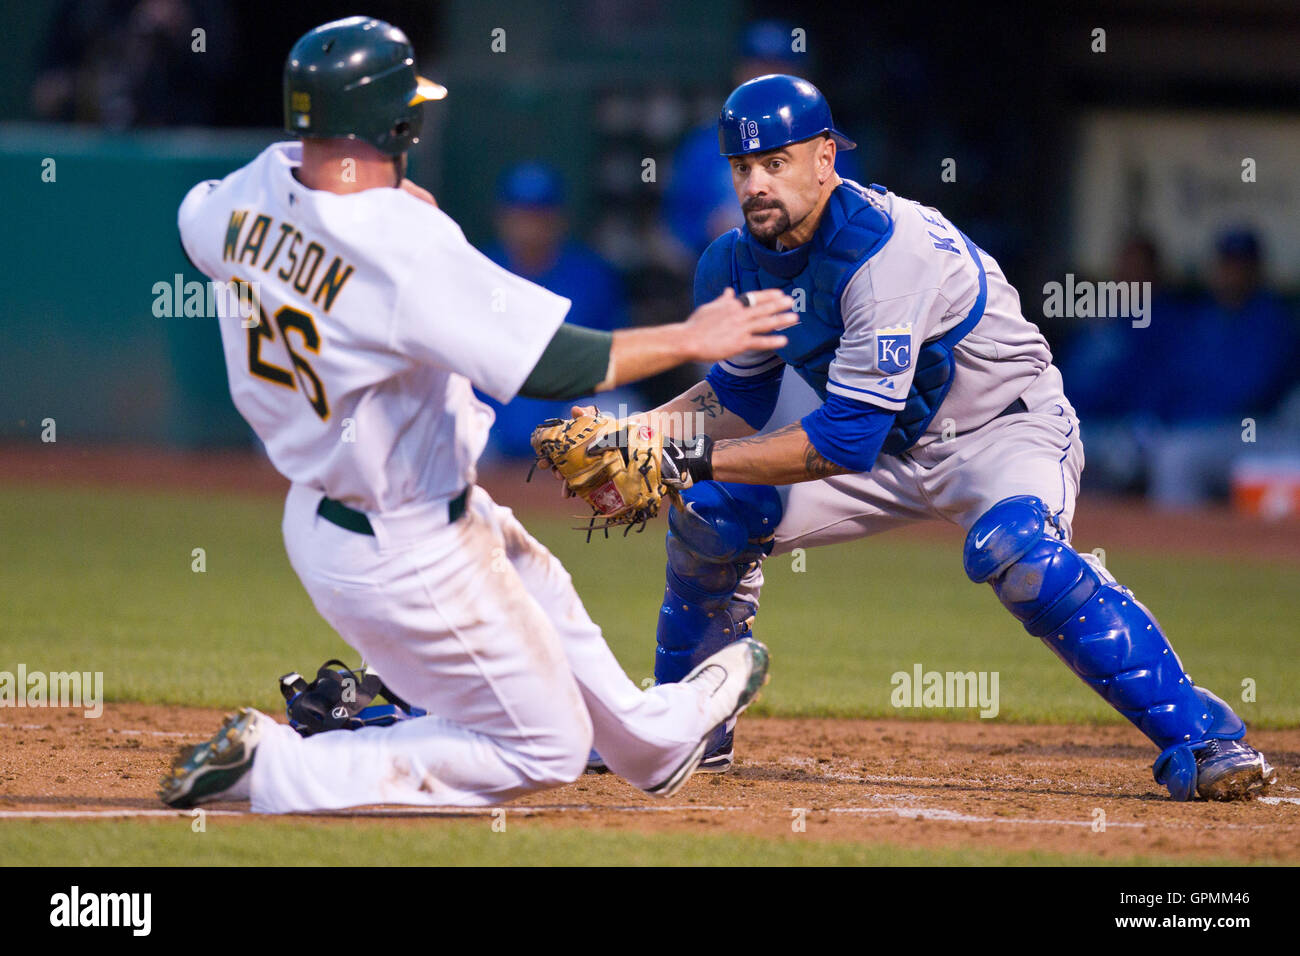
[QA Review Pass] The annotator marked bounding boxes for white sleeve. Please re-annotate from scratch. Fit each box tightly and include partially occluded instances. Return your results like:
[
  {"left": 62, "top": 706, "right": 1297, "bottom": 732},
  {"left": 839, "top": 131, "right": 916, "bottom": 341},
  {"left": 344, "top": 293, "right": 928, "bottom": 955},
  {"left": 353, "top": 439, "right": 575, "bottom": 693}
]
[
  {"left": 177, "top": 180, "right": 222, "bottom": 277},
  {"left": 391, "top": 225, "right": 572, "bottom": 403},
  {"left": 825, "top": 265, "right": 945, "bottom": 411}
]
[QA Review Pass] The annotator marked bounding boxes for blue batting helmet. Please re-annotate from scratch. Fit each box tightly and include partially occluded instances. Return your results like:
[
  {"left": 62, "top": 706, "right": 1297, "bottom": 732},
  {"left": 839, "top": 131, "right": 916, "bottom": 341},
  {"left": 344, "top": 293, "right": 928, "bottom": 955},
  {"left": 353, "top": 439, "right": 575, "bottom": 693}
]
[{"left": 717, "top": 74, "right": 856, "bottom": 157}]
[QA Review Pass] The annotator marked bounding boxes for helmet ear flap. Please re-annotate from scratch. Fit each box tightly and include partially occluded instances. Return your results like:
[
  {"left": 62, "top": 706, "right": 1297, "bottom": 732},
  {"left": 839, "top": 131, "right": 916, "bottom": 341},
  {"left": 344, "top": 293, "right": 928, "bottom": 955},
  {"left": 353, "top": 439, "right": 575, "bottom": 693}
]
[{"left": 387, "top": 110, "right": 421, "bottom": 153}]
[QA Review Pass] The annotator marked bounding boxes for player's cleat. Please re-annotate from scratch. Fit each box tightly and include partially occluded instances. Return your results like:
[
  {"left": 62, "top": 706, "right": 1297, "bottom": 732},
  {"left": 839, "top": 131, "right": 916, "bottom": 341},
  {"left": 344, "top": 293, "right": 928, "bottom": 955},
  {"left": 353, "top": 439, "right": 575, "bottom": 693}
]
[
  {"left": 696, "top": 720, "right": 735, "bottom": 774},
  {"left": 159, "top": 708, "right": 265, "bottom": 809},
  {"left": 1195, "top": 739, "right": 1277, "bottom": 801},
  {"left": 643, "top": 637, "right": 769, "bottom": 799}
]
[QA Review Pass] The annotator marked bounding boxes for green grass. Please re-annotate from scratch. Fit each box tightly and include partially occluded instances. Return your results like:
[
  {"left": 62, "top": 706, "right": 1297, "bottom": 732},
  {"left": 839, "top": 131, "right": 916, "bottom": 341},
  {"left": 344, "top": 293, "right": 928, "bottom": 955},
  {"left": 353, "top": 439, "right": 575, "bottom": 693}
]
[
  {"left": 2, "top": 483, "right": 1297, "bottom": 727},
  {"left": 0, "top": 819, "right": 1250, "bottom": 867}
]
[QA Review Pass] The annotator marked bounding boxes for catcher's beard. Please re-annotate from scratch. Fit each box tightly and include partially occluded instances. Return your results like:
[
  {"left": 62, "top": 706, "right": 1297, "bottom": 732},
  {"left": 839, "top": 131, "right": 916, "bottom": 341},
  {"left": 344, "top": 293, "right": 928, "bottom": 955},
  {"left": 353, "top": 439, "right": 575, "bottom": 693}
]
[{"left": 743, "top": 197, "right": 813, "bottom": 244}]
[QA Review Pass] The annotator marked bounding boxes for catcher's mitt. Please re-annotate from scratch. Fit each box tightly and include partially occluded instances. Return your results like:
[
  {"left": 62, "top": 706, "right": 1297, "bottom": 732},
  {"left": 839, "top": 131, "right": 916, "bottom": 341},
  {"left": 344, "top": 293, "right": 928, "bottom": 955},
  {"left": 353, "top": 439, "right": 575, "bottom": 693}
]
[{"left": 530, "top": 412, "right": 713, "bottom": 537}]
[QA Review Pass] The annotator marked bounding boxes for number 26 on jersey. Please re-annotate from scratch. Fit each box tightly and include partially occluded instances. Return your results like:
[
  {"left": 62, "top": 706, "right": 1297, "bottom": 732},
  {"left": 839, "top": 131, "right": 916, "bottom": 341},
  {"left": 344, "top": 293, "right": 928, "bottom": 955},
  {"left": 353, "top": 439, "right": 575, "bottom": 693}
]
[{"left": 229, "top": 276, "right": 330, "bottom": 421}]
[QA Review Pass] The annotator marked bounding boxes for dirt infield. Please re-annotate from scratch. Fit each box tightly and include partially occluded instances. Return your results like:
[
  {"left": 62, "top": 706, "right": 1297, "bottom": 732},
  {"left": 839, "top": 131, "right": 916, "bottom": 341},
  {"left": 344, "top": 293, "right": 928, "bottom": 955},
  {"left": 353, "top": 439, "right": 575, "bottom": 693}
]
[
  {"left": 2, "top": 705, "right": 1295, "bottom": 863},
  {"left": 4, "top": 441, "right": 1299, "bottom": 563}
]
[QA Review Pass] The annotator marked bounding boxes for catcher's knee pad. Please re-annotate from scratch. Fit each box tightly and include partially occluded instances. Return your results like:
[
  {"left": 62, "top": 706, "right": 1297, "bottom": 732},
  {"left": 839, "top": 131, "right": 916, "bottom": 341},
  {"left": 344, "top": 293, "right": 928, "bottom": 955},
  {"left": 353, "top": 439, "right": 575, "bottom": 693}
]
[
  {"left": 655, "top": 482, "right": 781, "bottom": 684},
  {"left": 964, "top": 495, "right": 1246, "bottom": 801}
]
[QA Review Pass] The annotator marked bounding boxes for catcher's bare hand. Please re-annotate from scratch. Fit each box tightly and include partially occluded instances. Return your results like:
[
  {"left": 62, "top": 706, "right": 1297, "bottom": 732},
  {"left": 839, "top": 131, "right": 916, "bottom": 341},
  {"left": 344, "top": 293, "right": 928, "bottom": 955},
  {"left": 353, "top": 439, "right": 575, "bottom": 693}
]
[{"left": 682, "top": 288, "right": 797, "bottom": 363}]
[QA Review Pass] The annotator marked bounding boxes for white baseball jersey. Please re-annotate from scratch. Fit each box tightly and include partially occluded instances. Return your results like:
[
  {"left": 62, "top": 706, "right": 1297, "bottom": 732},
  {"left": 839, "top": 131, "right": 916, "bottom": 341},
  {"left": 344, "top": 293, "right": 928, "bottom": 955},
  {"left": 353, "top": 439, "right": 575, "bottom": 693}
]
[
  {"left": 717, "top": 184, "right": 1056, "bottom": 445},
  {"left": 177, "top": 141, "right": 739, "bottom": 813},
  {"left": 178, "top": 141, "right": 570, "bottom": 512}
]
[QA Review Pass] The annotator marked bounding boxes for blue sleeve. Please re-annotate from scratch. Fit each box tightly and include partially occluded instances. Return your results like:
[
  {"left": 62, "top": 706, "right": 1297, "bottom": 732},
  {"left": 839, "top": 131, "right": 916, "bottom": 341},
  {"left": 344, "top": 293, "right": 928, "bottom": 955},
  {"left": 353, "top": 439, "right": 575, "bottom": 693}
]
[
  {"left": 800, "top": 392, "right": 893, "bottom": 473},
  {"left": 579, "top": 256, "right": 629, "bottom": 333},
  {"left": 706, "top": 362, "right": 783, "bottom": 431},
  {"left": 693, "top": 230, "right": 739, "bottom": 307}
]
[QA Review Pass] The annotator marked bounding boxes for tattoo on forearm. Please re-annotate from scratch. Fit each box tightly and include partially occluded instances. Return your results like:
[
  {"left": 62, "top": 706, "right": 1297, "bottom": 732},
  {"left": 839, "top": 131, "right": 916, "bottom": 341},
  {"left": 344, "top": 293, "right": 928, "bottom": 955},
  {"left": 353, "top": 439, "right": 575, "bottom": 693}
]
[
  {"left": 802, "top": 441, "right": 845, "bottom": 479},
  {"left": 716, "top": 422, "right": 800, "bottom": 452},
  {"left": 715, "top": 422, "right": 851, "bottom": 482},
  {"left": 690, "top": 389, "right": 722, "bottom": 419}
]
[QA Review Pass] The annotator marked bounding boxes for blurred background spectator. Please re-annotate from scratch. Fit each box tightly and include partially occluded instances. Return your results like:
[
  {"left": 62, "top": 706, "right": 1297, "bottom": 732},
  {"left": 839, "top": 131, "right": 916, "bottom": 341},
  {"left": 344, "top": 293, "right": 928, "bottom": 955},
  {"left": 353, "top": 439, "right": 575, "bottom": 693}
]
[
  {"left": 1060, "top": 235, "right": 1183, "bottom": 424},
  {"left": 1064, "top": 228, "right": 1300, "bottom": 507},
  {"left": 477, "top": 161, "right": 641, "bottom": 460},
  {"left": 486, "top": 161, "right": 629, "bottom": 335},
  {"left": 1140, "top": 228, "right": 1300, "bottom": 507},
  {"left": 1059, "top": 234, "right": 1194, "bottom": 494},
  {"left": 1148, "top": 229, "right": 1297, "bottom": 427}
]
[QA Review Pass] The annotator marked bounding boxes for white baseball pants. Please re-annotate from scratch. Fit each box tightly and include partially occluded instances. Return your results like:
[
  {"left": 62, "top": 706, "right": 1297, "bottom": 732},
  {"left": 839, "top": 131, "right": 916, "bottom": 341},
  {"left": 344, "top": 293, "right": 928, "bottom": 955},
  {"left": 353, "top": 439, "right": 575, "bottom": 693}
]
[{"left": 248, "top": 484, "right": 717, "bottom": 812}]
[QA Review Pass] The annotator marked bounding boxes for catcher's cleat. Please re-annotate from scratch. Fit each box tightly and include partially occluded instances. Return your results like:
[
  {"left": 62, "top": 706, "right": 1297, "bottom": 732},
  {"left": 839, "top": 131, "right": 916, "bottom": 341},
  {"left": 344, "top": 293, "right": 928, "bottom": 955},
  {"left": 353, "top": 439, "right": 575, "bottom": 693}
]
[
  {"left": 1194, "top": 739, "right": 1277, "bottom": 801},
  {"left": 159, "top": 708, "right": 265, "bottom": 809},
  {"left": 696, "top": 720, "right": 736, "bottom": 774},
  {"left": 643, "top": 638, "right": 769, "bottom": 799}
]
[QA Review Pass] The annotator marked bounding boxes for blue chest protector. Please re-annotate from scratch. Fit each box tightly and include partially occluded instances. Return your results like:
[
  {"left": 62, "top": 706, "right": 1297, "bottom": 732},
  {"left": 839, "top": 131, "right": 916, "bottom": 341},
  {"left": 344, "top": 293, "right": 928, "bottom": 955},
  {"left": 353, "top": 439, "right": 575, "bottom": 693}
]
[{"left": 699, "top": 181, "right": 986, "bottom": 455}]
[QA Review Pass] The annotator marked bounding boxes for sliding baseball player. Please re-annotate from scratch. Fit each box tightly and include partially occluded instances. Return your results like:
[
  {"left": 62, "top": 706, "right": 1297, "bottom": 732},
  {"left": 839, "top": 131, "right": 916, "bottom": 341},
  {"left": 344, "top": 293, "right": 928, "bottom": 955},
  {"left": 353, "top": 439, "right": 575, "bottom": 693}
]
[{"left": 161, "top": 18, "right": 794, "bottom": 811}]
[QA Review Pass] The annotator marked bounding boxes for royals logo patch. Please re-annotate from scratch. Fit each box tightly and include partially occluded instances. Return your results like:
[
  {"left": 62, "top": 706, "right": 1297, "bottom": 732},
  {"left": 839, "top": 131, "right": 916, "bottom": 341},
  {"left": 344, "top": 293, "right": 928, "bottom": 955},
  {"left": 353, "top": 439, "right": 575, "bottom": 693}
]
[{"left": 876, "top": 325, "right": 913, "bottom": 374}]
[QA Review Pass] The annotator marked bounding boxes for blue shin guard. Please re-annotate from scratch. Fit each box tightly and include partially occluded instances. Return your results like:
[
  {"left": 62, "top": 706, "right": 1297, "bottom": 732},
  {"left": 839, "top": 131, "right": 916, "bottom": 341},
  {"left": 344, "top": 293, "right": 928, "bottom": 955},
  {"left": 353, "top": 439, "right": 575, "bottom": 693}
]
[
  {"left": 655, "top": 481, "right": 783, "bottom": 685},
  {"left": 964, "top": 496, "right": 1245, "bottom": 801}
]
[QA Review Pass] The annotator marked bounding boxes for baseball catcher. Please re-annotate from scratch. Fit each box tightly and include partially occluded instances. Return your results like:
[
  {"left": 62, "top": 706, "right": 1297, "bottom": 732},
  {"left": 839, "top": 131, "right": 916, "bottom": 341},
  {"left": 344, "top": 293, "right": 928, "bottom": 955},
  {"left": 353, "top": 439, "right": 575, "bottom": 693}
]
[{"left": 537, "top": 73, "right": 1276, "bottom": 802}]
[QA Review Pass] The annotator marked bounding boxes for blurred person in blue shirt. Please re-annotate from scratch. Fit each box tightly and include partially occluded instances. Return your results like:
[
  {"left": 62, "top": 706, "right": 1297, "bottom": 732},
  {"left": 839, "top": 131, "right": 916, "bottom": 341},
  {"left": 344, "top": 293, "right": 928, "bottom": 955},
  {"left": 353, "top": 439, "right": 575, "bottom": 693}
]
[
  {"left": 1062, "top": 236, "right": 1197, "bottom": 495},
  {"left": 1061, "top": 235, "right": 1191, "bottom": 423},
  {"left": 479, "top": 161, "right": 636, "bottom": 458},
  {"left": 486, "top": 162, "right": 629, "bottom": 334},
  {"left": 1070, "top": 228, "right": 1300, "bottom": 506},
  {"left": 662, "top": 20, "right": 865, "bottom": 259},
  {"left": 1145, "top": 229, "right": 1298, "bottom": 424},
  {"left": 1139, "top": 228, "right": 1300, "bottom": 507}
]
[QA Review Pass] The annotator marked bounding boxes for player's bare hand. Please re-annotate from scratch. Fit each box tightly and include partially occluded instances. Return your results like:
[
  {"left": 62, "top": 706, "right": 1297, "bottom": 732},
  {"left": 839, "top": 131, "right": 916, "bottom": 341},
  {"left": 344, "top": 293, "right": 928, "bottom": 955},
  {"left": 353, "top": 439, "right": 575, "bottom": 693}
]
[
  {"left": 400, "top": 178, "right": 438, "bottom": 207},
  {"left": 682, "top": 288, "right": 797, "bottom": 362}
]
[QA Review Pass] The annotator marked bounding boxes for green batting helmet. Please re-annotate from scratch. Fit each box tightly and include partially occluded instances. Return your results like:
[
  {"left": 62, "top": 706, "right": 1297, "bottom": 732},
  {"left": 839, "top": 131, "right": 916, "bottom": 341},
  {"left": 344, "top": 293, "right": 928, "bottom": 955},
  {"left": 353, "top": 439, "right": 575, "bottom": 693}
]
[{"left": 283, "top": 16, "right": 446, "bottom": 156}]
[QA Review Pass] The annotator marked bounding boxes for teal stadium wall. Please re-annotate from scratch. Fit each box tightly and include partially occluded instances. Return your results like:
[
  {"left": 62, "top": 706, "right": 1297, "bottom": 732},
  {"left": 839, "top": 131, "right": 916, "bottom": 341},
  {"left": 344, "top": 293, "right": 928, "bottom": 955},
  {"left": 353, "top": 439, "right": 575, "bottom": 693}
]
[{"left": 0, "top": 126, "right": 279, "bottom": 446}]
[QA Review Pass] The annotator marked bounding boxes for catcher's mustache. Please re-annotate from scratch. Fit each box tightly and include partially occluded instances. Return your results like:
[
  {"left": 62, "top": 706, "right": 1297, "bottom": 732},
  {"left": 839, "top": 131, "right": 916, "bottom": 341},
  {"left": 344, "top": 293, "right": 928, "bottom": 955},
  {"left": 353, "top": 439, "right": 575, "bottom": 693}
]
[{"left": 743, "top": 199, "right": 784, "bottom": 214}]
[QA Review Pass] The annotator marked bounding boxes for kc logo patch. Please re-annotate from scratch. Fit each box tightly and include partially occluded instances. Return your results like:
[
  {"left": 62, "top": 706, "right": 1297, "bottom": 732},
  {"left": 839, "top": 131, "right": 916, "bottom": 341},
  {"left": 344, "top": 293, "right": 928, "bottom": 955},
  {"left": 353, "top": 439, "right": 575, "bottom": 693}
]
[{"left": 876, "top": 325, "right": 913, "bottom": 374}]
